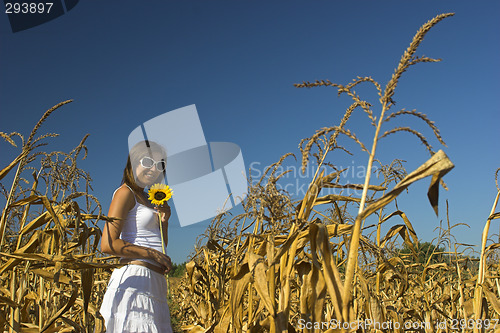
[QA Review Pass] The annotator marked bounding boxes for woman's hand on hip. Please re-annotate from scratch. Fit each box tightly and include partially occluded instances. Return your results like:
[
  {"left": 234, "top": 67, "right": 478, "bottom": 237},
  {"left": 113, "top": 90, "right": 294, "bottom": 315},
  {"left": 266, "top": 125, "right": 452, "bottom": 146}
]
[{"left": 148, "top": 248, "right": 172, "bottom": 274}]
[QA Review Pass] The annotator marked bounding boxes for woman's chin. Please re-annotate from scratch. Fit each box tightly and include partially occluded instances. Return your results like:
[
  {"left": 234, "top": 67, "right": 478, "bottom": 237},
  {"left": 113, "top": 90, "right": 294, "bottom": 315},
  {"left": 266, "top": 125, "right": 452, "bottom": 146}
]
[
  {"left": 137, "top": 176, "right": 157, "bottom": 187},
  {"left": 136, "top": 179, "right": 151, "bottom": 188}
]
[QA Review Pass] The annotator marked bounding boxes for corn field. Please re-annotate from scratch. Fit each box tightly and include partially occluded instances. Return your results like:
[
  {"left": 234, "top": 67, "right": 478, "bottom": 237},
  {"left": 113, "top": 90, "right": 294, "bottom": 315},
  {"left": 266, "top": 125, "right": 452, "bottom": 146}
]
[
  {"left": 169, "top": 13, "right": 500, "bottom": 333},
  {"left": 1, "top": 12, "right": 499, "bottom": 333},
  {"left": 0, "top": 99, "right": 123, "bottom": 332}
]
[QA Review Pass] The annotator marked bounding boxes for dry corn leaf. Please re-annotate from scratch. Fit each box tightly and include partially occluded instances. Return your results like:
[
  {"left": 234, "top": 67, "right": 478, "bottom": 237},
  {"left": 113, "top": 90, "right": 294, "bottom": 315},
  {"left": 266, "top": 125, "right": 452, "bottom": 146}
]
[
  {"left": 248, "top": 252, "right": 275, "bottom": 317},
  {"left": 484, "top": 243, "right": 500, "bottom": 253},
  {"left": 40, "top": 284, "right": 78, "bottom": 332},
  {"left": 488, "top": 212, "right": 500, "bottom": 220},
  {"left": 0, "top": 230, "right": 40, "bottom": 274},
  {"left": 314, "top": 194, "right": 362, "bottom": 206},
  {"left": 20, "top": 324, "right": 39, "bottom": 332},
  {"left": 81, "top": 268, "right": 94, "bottom": 314},
  {"left": 59, "top": 316, "right": 84, "bottom": 331},
  {"left": 297, "top": 260, "right": 312, "bottom": 317},
  {"left": 31, "top": 268, "right": 71, "bottom": 284},
  {"left": 214, "top": 304, "right": 231, "bottom": 333},
  {"left": 181, "top": 324, "right": 207, "bottom": 333},
  {"left": 359, "top": 150, "right": 454, "bottom": 220},
  {"left": 483, "top": 288, "right": 500, "bottom": 316},
  {"left": 0, "top": 150, "right": 29, "bottom": 182},
  {"left": 312, "top": 266, "right": 327, "bottom": 324},
  {"left": 380, "top": 224, "right": 417, "bottom": 257},
  {"left": 298, "top": 170, "right": 325, "bottom": 220},
  {"left": 318, "top": 169, "right": 348, "bottom": 185},
  {"left": 422, "top": 263, "right": 449, "bottom": 284},
  {"left": 8, "top": 194, "right": 45, "bottom": 207},
  {"left": 270, "top": 227, "right": 302, "bottom": 266},
  {"left": 322, "top": 183, "right": 387, "bottom": 191},
  {"left": 0, "top": 295, "right": 19, "bottom": 308},
  {"left": 19, "top": 210, "right": 53, "bottom": 237},
  {"left": 381, "top": 210, "right": 419, "bottom": 244},
  {"left": 311, "top": 223, "right": 345, "bottom": 322}
]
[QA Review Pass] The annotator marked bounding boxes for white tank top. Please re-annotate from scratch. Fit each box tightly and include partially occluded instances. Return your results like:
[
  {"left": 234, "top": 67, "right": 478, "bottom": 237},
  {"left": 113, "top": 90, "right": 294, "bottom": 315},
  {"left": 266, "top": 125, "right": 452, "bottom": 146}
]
[{"left": 113, "top": 185, "right": 165, "bottom": 266}]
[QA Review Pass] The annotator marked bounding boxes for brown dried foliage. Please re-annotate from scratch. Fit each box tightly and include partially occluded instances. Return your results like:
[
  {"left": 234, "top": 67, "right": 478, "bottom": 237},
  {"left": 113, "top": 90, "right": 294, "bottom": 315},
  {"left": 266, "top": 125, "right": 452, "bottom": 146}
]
[
  {"left": 1, "top": 12, "right": 499, "bottom": 333},
  {"left": 169, "top": 12, "right": 500, "bottom": 333},
  {"left": 0, "top": 102, "right": 117, "bottom": 332}
]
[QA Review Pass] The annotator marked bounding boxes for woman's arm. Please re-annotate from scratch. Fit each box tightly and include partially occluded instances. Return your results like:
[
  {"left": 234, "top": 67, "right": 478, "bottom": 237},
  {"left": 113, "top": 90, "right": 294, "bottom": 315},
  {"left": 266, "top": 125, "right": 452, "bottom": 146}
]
[{"left": 101, "top": 186, "right": 172, "bottom": 272}]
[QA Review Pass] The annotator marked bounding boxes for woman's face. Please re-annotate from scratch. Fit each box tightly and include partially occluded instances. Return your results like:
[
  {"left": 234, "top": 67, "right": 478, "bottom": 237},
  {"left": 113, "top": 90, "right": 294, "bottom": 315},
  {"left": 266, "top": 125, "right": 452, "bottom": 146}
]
[{"left": 134, "top": 151, "right": 165, "bottom": 188}]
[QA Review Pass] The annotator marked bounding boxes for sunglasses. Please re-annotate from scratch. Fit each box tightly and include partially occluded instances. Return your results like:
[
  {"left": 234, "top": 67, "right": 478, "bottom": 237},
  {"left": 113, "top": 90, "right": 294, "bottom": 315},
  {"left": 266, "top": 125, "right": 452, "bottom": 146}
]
[{"left": 139, "top": 157, "right": 166, "bottom": 172}]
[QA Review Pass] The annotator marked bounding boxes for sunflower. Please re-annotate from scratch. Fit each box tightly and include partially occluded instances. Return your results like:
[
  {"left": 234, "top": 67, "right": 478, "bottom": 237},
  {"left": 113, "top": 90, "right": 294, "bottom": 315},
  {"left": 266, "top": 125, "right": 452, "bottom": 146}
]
[{"left": 148, "top": 183, "right": 173, "bottom": 206}]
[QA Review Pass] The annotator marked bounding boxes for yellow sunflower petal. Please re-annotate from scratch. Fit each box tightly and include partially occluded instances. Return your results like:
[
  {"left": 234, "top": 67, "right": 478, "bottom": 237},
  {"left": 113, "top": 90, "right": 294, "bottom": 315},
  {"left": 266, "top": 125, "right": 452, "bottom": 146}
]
[{"left": 148, "top": 183, "right": 173, "bottom": 206}]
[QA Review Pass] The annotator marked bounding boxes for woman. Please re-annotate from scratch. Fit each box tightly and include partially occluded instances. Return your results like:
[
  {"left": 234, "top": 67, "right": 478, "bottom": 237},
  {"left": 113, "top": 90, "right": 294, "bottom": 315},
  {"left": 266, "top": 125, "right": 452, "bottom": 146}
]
[{"left": 100, "top": 140, "right": 173, "bottom": 332}]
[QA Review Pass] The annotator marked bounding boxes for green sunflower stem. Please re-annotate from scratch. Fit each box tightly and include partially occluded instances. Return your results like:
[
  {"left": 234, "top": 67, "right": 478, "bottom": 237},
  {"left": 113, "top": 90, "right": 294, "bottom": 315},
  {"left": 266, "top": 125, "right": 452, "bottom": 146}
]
[{"left": 159, "top": 213, "right": 166, "bottom": 255}]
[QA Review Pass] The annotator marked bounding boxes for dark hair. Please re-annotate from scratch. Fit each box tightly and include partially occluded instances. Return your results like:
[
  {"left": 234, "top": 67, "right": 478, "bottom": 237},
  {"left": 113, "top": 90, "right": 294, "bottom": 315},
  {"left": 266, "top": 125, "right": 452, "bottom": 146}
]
[{"left": 121, "top": 140, "right": 167, "bottom": 198}]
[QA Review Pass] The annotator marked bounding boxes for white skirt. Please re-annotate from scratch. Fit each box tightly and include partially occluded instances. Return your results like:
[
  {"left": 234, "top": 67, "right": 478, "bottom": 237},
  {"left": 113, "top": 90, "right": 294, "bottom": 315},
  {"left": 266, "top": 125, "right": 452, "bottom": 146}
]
[{"left": 100, "top": 265, "right": 173, "bottom": 333}]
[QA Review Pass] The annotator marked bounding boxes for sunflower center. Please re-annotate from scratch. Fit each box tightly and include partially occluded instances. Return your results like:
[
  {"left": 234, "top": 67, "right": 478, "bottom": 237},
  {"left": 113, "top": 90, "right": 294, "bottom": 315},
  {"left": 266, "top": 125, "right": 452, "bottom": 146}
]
[{"left": 154, "top": 192, "right": 167, "bottom": 201}]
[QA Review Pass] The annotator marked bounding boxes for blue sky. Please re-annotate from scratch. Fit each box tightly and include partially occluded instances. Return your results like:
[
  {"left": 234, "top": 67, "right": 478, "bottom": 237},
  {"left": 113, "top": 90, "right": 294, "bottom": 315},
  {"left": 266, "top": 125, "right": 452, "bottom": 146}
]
[{"left": 1, "top": 1, "right": 499, "bottom": 264}]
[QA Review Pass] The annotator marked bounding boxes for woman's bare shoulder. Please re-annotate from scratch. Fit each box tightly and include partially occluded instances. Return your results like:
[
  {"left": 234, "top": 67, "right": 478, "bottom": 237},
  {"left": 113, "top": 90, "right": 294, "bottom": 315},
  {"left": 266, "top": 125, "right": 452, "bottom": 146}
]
[{"left": 111, "top": 185, "right": 136, "bottom": 211}]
